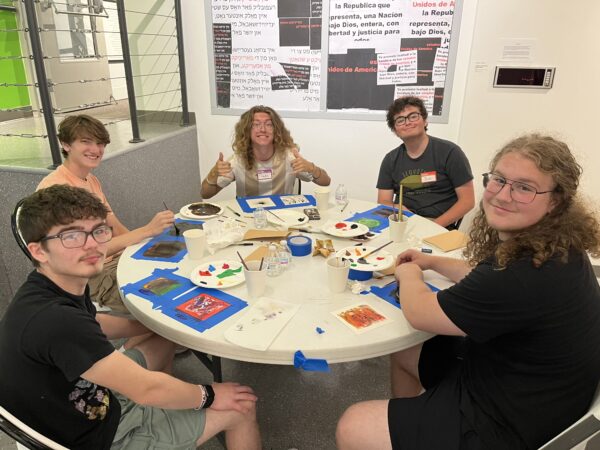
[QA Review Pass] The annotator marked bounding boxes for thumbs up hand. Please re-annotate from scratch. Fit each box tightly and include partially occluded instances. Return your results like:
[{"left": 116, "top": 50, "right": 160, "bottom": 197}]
[
  {"left": 290, "top": 148, "right": 312, "bottom": 174},
  {"left": 215, "top": 152, "right": 233, "bottom": 177}
]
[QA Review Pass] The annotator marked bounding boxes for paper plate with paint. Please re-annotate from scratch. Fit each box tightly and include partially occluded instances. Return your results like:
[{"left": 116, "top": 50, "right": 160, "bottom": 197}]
[
  {"left": 180, "top": 202, "right": 223, "bottom": 220},
  {"left": 190, "top": 260, "right": 245, "bottom": 289},
  {"left": 335, "top": 245, "right": 394, "bottom": 272},
  {"left": 322, "top": 221, "right": 369, "bottom": 238},
  {"left": 266, "top": 209, "right": 309, "bottom": 228}
]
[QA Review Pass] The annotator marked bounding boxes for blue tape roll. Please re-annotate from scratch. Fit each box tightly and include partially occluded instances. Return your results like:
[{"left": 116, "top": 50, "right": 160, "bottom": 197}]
[{"left": 287, "top": 235, "right": 312, "bottom": 256}]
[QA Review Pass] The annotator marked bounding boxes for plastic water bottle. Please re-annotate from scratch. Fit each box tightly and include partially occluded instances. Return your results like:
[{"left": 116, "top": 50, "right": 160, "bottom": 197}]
[
  {"left": 253, "top": 206, "right": 267, "bottom": 229},
  {"left": 278, "top": 240, "right": 292, "bottom": 271},
  {"left": 265, "top": 244, "right": 282, "bottom": 277},
  {"left": 335, "top": 184, "right": 348, "bottom": 207}
]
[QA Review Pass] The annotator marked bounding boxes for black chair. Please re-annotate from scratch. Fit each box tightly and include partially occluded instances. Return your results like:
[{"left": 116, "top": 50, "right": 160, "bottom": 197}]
[
  {"left": 11, "top": 198, "right": 32, "bottom": 262},
  {"left": 0, "top": 405, "right": 68, "bottom": 450}
]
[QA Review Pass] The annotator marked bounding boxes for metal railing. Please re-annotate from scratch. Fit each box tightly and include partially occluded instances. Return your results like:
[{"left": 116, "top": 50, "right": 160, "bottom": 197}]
[{"left": 0, "top": 0, "right": 190, "bottom": 168}]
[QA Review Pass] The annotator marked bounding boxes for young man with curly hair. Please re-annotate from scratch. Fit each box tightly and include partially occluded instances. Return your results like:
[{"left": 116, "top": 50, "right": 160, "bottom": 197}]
[
  {"left": 201, "top": 105, "right": 330, "bottom": 198},
  {"left": 338, "top": 134, "right": 600, "bottom": 450},
  {"left": 0, "top": 185, "right": 260, "bottom": 449}
]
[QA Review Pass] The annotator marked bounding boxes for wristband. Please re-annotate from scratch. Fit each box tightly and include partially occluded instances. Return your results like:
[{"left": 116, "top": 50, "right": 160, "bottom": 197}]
[{"left": 202, "top": 384, "right": 215, "bottom": 409}]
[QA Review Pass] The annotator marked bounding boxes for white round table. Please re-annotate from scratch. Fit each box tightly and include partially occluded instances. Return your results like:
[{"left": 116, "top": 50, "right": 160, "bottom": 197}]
[{"left": 116, "top": 198, "right": 453, "bottom": 366}]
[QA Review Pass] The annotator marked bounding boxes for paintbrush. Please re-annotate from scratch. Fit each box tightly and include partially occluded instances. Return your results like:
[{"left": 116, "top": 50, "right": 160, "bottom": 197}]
[
  {"left": 265, "top": 209, "right": 285, "bottom": 222},
  {"left": 162, "top": 201, "right": 180, "bottom": 236},
  {"left": 340, "top": 201, "right": 349, "bottom": 213},
  {"left": 398, "top": 184, "right": 404, "bottom": 222},
  {"left": 357, "top": 241, "right": 393, "bottom": 264},
  {"left": 259, "top": 256, "right": 264, "bottom": 271},
  {"left": 227, "top": 205, "right": 241, "bottom": 217},
  {"left": 236, "top": 251, "right": 249, "bottom": 270}
]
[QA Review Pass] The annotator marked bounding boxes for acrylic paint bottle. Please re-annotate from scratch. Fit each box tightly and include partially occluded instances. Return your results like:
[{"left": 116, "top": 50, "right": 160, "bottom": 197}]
[{"left": 266, "top": 244, "right": 282, "bottom": 277}]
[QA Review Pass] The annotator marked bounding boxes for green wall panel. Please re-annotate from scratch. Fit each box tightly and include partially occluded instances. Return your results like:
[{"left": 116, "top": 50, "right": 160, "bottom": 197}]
[{"left": 0, "top": 9, "right": 31, "bottom": 109}]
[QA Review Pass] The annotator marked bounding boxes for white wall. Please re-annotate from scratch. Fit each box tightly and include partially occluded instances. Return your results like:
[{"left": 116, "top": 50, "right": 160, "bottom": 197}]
[
  {"left": 458, "top": 0, "right": 600, "bottom": 228},
  {"left": 182, "top": 0, "right": 599, "bottom": 227},
  {"left": 181, "top": 1, "right": 479, "bottom": 203}
]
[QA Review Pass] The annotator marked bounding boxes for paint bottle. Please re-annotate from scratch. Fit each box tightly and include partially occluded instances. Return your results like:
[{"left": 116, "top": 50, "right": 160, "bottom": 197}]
[
  {"left": 266, "top": 244, "right": 282, "bottom": 277},
  {"left": 335, "top": 184, "right": 348, "bottom": 208},
  {"left": 278, "top": 240, "right": 292, "bottom": 270}
]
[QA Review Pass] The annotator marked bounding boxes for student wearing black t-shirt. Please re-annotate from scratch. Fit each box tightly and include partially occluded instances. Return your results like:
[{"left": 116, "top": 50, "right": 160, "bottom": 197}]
[
  {"left": 0, "top": 185, "right": 260, "bottom": 450},
  {"left": 338, "top": 134, "right": 600, "bottom": 450},
  {"left": 376, "top": 96, "right": 475, "bottom": 229}
]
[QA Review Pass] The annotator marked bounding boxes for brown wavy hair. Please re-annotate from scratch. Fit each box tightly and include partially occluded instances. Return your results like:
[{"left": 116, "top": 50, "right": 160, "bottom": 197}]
[
  {"left": 232, "top": 105, "right": 296, "bottom": 170},
  {"left": 465, "top": 134, "right": 600, "bottom": 268}
]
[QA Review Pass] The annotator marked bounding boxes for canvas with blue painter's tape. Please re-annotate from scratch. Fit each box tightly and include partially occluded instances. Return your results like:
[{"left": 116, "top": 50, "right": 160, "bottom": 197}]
[
  {"left": 237, "top": 194, "right": 315, "bottom": 213},
  {"left": 121, "top": 268, "right": 247, "bottom": 332},
  {"left": 345, "top": 205, "right": 414, "bottom": 234},
  {"left": 130, "top": 219, "right": 205, "bottom": 263},
  {"left": 370, "top": 281, "right": 440, "bottom": 309}
]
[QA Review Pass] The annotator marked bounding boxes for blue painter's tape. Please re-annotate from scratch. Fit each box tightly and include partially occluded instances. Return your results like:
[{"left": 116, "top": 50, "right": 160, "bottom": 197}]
[
  {"left": 287, "top": 235, "right": 312, "bottom": 256},
  {"left": 293, "top": 350, "right": 330, "bottom": 372}
]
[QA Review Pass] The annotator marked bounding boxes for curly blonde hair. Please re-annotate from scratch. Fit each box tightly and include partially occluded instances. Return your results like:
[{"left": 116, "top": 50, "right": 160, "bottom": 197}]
[
  {"left": 232, "top": 105, "right": 296, "bottom": 170},
  {"left": 465, "top": 134, "right": 600, "bottom": 268}
]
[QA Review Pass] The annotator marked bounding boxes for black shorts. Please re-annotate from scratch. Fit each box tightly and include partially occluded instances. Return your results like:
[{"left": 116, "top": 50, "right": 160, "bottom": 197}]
[{"left": 388, "top": 336, "right": 481, "bottom": 450}]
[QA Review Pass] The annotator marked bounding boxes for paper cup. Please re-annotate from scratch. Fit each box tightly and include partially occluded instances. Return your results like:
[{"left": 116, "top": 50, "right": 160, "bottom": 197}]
[
  {"left": 314, "top": 187, "right": 330, "bottom": 211},
  {"left": 389, "top": 216, "right": 408, "bottom": 243},
  {"left": 183, "top": 229, "right": 206, "bottom": 259},
  {"left": 244, "top": 260, "right": 267, "bottom": 298},
  {"left": 327, "top": 257, "right": 350, "bottom": 294}
]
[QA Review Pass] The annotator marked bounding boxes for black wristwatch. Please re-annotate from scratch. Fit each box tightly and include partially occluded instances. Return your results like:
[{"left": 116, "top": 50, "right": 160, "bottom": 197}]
[{"left": 202, "top": 384, "right": 215, "bottom": 409}]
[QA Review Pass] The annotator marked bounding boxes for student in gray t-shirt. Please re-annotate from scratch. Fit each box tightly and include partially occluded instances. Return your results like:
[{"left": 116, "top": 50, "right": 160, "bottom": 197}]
[{"left": 376, "top": 96, "right": 475, "bottom": 229}]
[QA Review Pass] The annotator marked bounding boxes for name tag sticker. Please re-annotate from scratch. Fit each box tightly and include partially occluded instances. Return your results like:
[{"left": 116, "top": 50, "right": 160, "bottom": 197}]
[
  {"left": 421, "top": 171, "right": 437, "bottom": 183},
  {"left": 257, "top": 168, "right": 273, "bottom": 182}
]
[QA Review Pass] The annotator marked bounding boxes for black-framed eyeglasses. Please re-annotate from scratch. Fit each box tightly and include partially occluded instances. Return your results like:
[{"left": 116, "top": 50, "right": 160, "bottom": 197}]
[
  {"left": 482, "top": 173, "right": 554, "bottom": 204},
  {"left": 40, "top": 225, "right": 113, "bottom": 248},
  {"left": 394, "top": 112, "right": 422, "bottom": 126}
]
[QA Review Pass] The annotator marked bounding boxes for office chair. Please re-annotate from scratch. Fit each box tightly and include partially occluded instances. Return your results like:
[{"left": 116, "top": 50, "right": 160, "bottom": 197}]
[
  {"left": 0, "top": 406, "right": 68, "bottom": 450},
  {"left": 539, "top": 383, "right": 600, "bottom": 449}
]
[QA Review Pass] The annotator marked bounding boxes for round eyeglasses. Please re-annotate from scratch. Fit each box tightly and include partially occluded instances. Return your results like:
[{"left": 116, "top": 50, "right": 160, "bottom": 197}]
[
  {"left": 40, "top": 225, "right": 113, "bottom": 249},
  {"left": 251, "top": 121, "right": 274, "bottom": 130},
  {"left": 394, "top": 112, "right": 422, "bottom": 126},
  {"left": 482, "top": 173, "right": 554, "bottom": 204}
]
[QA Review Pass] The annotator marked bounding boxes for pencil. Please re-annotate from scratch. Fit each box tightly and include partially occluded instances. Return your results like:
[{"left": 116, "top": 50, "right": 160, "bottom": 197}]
[{"left": 227, "top": 205, "right": 241, "bottom": 217}]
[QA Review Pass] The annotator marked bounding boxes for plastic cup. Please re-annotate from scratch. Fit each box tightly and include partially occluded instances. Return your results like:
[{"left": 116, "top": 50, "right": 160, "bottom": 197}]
[
  {"left": 389, "top": 216, "right": 408, "bottom": 243},
  {"left": 183, "top": 229, "right": 206, "bottom": 259},
  {"left": 327, "top": 257, "right": 350, "bottom": 294},
  {"left": 314, "top": 187, "right": 330, "bottom": 211},
  {"left": 244, "top": 260, "right": 267, "bottom": 298}
]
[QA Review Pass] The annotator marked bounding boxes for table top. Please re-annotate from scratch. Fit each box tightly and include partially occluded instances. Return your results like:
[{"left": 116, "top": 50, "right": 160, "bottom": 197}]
[{"left": 116, "top": 197, "right": 455, "bottom": 365}]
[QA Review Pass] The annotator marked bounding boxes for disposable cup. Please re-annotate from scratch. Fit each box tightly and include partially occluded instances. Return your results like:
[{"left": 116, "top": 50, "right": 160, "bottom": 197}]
[
  {"left": 389, "top": 216, "right": 408, "bottom": 243},
  {"left": 327, "top": 257, "right": 350, "bottom": 294},
  {"left": 314, "top": 187, "right": 330, "bottom": 211},
  {"left": 244, "top": 260, "right": 267, "bottom": 298},
  {"left": 183, "top": 229, "right": 206, "bottom": 259}
]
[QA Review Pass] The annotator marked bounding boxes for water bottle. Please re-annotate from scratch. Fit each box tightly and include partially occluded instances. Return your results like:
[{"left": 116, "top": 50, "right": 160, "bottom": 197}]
[
  {"left": 335, "top": 184, "right": 348, "bottom": 207},
  {"left": 278, "top": 239, "right": 292, "bottom": 271},
  {"left": 265, "top": 244, "right": 282, "bottom": 277},
  {"left": 253, "top": 206, "right": 267, "bottom": 229}
]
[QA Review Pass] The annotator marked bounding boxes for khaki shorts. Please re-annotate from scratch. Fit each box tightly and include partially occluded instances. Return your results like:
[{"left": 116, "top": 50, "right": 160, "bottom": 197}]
[
  {"left": 89, "top": 254, "right": 130, "bottom": 315},
  {"left": 111, "top": 349, "right": 207, "bottom": 450}
]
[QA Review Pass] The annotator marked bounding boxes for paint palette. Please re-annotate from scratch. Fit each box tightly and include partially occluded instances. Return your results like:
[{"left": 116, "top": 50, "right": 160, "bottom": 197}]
[
  {"left": 322, "top": 221, "right": 369, "bottom": 238},
  {"left": 180, "top": 202, "right": 223, "bottom": 220},
  {"left": 190, "top": 260, "right": 245, "bottom": 289},
  {"left": 335, "top": 245, "right": 394, "bottom": 272},
  {"left": 266, "top": 209, "right": 309, "bottom": 228}
]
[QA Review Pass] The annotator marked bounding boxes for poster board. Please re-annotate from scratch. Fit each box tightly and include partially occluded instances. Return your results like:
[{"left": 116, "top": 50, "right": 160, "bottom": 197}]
[{"left": 206, "top": 0, "right": 462, "bottom": 122}]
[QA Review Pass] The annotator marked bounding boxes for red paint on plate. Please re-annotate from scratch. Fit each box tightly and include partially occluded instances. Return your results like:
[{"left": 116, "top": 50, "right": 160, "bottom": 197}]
[
  {"left": 222, "top": 263, "right": 230, "bottom": 269},
  {"left": 199, "top": 270, "right": 212, "bottom": 276},
  {"left": 335, "top": 222, "right": 347, "bottom": 229}
]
